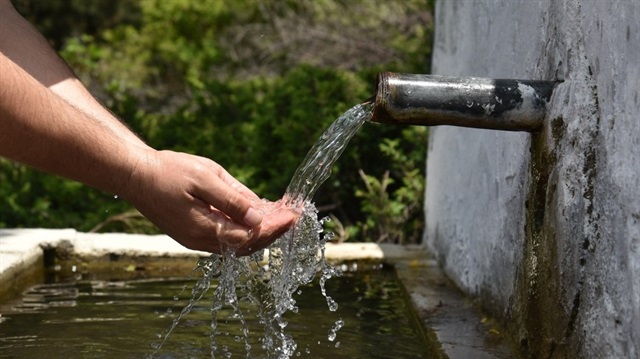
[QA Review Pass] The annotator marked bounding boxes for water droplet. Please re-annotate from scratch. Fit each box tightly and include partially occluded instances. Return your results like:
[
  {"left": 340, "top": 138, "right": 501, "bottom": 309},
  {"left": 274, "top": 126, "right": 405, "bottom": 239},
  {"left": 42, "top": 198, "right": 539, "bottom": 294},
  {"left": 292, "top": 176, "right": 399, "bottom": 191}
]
[{"left": 328, "top": 318, "right": 344, "bottom": 341}]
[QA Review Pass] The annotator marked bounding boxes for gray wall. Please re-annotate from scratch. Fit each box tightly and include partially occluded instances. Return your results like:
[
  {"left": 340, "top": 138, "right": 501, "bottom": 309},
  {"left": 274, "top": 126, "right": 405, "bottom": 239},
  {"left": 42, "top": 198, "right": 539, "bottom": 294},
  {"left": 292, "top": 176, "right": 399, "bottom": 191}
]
[{"left": 425, "top": 1, "right": 639, "bottom": 357}]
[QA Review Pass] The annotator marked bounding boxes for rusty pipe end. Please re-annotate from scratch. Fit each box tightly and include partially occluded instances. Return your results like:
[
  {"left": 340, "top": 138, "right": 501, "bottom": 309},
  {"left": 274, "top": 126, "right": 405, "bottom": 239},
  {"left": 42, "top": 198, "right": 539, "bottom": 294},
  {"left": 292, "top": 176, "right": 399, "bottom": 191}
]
[{"left": 369, "top": 72, "right": 398, "bottom": 124}]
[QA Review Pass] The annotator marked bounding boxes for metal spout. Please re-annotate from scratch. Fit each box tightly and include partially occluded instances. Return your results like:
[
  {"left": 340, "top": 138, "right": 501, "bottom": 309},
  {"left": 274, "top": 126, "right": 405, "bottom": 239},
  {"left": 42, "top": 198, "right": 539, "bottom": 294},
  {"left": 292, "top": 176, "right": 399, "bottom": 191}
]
[{"left": 370, "top": 72, "right": 558, "bottom": 132}]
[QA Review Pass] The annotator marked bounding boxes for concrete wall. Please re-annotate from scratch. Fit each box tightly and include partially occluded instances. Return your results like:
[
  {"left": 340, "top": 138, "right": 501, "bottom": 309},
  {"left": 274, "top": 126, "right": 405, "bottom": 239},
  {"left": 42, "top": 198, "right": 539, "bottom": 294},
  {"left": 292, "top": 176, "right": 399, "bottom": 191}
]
[{"left": 425, "top": 1, "right": 639, "bottom": 358}]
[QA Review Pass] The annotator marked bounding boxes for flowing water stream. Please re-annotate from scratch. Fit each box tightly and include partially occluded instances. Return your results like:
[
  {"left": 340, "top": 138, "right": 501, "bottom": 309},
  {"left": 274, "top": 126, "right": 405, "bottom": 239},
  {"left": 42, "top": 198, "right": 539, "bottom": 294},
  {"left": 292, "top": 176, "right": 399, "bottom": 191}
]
[{"left": 153, "top": 103, "right": 374, "bottom": 358}]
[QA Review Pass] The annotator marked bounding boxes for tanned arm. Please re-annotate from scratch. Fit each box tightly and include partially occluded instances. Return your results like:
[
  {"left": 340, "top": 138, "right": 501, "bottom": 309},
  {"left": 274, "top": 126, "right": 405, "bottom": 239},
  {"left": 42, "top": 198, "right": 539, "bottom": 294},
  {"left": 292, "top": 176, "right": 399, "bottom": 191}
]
[
  {"left": 0, "top": 0, "right": 297, "bottom": 255},
  {"left": 0, "top": 0, "right": 144, "bottom": 147}
]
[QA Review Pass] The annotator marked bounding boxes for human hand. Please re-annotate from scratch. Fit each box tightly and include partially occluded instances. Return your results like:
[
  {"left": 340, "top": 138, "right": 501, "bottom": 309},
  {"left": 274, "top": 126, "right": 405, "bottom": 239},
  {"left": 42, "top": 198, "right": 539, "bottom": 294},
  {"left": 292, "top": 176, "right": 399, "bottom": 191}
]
[
  {"left": 122, "top": 149, "right": 298, "bottom": 255},
  {"left": 224, "top": 199, "right": 300, "bottom": 256}
]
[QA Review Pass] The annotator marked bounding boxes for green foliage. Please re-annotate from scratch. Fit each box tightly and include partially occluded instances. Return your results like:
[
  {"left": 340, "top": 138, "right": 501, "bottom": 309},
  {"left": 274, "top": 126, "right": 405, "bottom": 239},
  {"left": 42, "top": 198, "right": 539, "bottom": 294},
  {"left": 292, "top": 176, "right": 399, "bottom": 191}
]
[
  {"left": 2, "top": 0, "right": 433, "bottom": 244},
  {"left": 11, "top": 0, "right": 141, "bottom": 50},
  {"left": 0, "top": 159, "right": 138, "bottom": 232},
  {"left": 353, "top": 127, "right": 429, "bottom": 243}
]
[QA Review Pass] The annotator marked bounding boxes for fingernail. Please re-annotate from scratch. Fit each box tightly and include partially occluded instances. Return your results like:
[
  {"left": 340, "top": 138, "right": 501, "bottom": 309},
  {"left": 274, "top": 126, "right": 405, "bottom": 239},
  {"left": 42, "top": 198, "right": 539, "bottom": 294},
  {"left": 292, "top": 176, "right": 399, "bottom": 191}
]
[{"left": 243, "top": 207, "right": 263, "bottom": 227}]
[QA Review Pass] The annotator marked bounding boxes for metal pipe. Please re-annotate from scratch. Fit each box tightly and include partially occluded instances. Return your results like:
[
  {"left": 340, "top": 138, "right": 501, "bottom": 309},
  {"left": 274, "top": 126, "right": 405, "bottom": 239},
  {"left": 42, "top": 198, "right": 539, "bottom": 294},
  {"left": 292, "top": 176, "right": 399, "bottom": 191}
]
[{"left": 369, "top": 72, "right": 558, "bottom": 132}]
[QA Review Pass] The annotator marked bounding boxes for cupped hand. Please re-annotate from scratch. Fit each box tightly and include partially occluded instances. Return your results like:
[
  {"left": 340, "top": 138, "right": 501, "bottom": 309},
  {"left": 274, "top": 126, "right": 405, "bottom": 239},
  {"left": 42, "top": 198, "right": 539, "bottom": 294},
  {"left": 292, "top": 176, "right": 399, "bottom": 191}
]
[
  {"left": 122, "top": 149, "right": 299, "bottom": 255},
  {"left": 222, "top": 200, "right": 300, "bottom": 256}
]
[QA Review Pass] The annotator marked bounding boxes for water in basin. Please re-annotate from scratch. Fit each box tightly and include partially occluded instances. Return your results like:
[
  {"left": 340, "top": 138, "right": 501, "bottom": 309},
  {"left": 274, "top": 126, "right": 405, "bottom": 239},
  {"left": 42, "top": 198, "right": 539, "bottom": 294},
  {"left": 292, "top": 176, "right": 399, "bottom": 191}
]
[{"left": 0, "top": 267, "right": 428, "bottom": 358}]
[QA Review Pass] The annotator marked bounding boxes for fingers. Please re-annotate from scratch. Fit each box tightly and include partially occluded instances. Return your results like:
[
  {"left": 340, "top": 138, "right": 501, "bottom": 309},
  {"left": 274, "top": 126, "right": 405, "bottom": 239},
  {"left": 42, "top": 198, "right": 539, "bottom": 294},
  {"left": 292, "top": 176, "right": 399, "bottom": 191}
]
[
  {"left": 180, "top": 205, "right": 254, "bottom": 254},
  {"left": 206, "top": 208, "right": 255, "bottom": 251},
  {"left": 195, "top": 155, "right": 260, "bottom": 200},
  {"left": 190, "top": 159, "right": 263, "bottom": 228},
  {"left": 233, "top": 206, "right": 300, "bottom": 256},
  {"left": 222, "top": 172, "right": 261, "bottom": 201},
  {"left": 176, "top": 201, "right": 299, "bottom": 257}
]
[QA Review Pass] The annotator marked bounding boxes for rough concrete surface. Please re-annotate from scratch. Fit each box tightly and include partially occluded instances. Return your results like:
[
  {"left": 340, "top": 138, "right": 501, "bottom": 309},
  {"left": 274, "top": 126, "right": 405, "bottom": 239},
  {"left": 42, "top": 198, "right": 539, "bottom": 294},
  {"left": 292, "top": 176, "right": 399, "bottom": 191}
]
[{"left": 426, "top": 1, "right": 639, "bottom": 358}]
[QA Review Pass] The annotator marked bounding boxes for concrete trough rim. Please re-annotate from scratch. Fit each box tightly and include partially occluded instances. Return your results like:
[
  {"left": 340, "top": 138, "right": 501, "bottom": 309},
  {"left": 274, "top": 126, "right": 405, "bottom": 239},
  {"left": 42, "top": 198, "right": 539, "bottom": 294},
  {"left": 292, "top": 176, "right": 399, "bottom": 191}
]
[{"left": 0, "top": 228, "right": 516, "bottom": 358}]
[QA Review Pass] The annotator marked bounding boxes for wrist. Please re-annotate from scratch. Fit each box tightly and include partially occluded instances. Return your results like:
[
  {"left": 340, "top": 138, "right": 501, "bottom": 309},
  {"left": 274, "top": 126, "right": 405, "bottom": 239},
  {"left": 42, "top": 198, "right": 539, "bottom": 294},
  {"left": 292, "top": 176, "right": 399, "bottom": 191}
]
[{"left": 117, "top": 145, "right": 157, "bottom": 202}]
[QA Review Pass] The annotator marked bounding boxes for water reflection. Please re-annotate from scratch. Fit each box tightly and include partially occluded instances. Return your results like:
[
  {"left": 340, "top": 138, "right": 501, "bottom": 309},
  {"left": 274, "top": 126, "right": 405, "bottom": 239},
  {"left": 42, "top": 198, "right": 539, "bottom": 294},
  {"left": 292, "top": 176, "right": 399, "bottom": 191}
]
[{"left": 0, "top": 268, "right": 428, "bottom": 359}]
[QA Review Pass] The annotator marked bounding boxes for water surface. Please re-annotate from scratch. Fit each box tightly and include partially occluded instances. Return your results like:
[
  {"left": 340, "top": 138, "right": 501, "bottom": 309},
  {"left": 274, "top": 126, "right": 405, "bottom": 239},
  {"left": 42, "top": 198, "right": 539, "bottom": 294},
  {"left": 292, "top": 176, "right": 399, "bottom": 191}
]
[{"left": 0, "top": 268, "right": 428, "bottom": 358}]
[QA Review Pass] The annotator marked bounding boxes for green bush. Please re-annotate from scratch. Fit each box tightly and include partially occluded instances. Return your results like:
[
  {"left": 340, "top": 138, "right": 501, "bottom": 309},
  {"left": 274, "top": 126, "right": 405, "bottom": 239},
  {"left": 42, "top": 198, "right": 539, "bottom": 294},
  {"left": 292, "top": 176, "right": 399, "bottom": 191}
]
[{"left": 2, "top": 0, "right": 433, "bottom": 243}]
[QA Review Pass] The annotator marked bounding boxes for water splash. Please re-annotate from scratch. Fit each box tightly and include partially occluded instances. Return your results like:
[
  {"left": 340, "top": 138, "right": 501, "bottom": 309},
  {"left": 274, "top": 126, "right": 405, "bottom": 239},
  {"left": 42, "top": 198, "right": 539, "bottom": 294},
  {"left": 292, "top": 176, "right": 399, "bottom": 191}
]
[
  {"left": 328, "top": 318, "right": 344, "bottom": 342},
  {"left": 152, "top": 103, "right": 373, "bottom": 358}
]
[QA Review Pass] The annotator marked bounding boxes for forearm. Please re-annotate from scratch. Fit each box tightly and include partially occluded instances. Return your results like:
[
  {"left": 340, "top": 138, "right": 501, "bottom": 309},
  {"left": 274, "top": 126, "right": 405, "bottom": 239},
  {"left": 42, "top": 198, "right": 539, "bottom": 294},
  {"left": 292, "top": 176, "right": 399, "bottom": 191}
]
[
  {"left": 0, "top": 52, "right": 144, "bottom": 196},
  {"left": 0, "top": 0, "right": 145, "bottom": 147}
]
